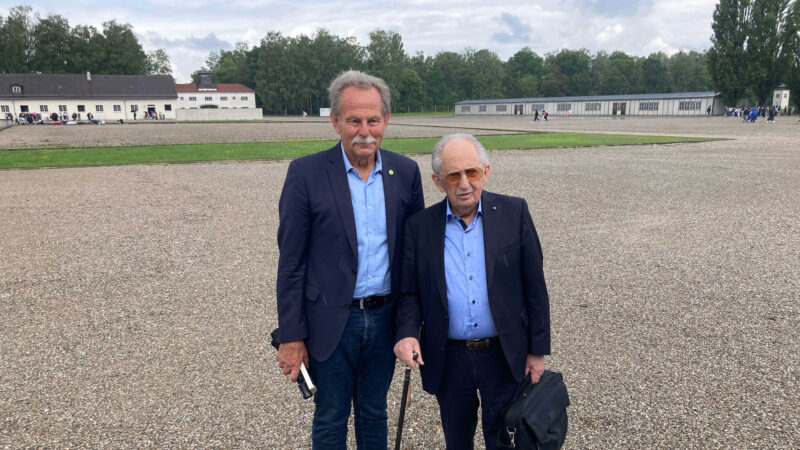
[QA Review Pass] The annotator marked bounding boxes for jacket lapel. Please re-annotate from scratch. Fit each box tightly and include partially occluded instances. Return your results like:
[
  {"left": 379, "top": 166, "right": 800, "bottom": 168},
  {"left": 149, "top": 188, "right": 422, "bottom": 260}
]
[
  {"left": 327, "top": 144, "right": 358, "bottom": 259},
  {"left": 481, "top": 192, "right": 500, "bottom": 293},
  {"left": 380, "top": 149, "right": 399, "bottom": 264},
  {"left": 431, "top": 199, "right": 449, "bottom": 312}
]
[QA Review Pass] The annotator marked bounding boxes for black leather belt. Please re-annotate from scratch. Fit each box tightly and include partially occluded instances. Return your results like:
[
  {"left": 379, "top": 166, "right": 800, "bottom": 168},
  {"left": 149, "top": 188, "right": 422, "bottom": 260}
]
[
  {"left": 448, "top": 336, "right": 500, "bottom": 351},
  {"left": 351, "top": 294, "right": 391, "bottom": 310}
]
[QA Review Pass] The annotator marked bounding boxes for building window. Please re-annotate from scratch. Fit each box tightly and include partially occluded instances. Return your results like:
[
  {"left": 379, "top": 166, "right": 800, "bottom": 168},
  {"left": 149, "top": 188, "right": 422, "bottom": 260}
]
[
  {"left": 95, "top": 105, "right": 103, "bottom": 112},
  {"left": 130, "top": 105, "right": 138, "bottom": 112},
  {"left": 164, "top": 104, "right": 172, "bottom": 111},
  {"left": 241, "top": 96, "right": 248, "bottom": 101},
  {"left": 639, "top": 102, "right": 659, "bottom": 111},
  {"left": 460, "top": 106, "right": 471, "bottom": 113},
  {"left": 556, "top": 103, "right": 570, "bottom": 112},
  {"left": 495, "top": 105, "right": 507, "bottom": 112},
  {"left": 76, "top": 105, "right": 85, "bottom": 112},
  {"left": 20, "top": 105, "right": 29, "bottom": 113},
  {"left": 11, "top": 85, "right": 22, "bottom": 93},
  {"left": 180, "top": 96, "right": 184, "bottom": 100},
  {"left": 40, "top": 105, "right": 49, "bottom": 112},
  {"left": 220, "top": 96, "right": 228, "bottom": 101},
  {"left": 531, "top": 103, "right": 545, "bottom": 111},
  {"left": 679, "top": 101, "right": 701, "bottom": 110},
  {"left": 205, "top": 96, "right": 212, "bottom": 101},
  {"left": 113, "top": 105, "right": 121, "bottom": 112},
  {"left": 189, "top": 96, "right": 196, "bottom": 101},
  {"left": 585, "top": 103, "right": 601, "bottom": 111},
  {"left": 59, "top": 105, "right": 67, "bottom": 112},
  {"left": 1, "top": 105, "right": 9, "bottom": 113},
  {"left": 478, "top": 105, "right": 487, "bottom": 112}
]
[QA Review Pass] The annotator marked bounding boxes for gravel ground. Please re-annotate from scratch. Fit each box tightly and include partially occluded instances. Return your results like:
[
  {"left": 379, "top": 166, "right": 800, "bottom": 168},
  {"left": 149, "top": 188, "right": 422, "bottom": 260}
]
[{"left": 1, "top": 116, "right": 799, "bottom": 448}]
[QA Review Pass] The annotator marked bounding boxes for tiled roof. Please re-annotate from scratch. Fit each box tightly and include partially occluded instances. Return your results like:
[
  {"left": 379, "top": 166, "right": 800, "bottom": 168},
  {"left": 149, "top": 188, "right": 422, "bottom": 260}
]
[
  {"left": 0, "top": 73, "right": 177, "bottom": 99},
  {"left": 456, "top": 92, "right": 720, "bottom": 105},
  {"left": 175, "top": 83, "right": 254, "bottom": 93}
]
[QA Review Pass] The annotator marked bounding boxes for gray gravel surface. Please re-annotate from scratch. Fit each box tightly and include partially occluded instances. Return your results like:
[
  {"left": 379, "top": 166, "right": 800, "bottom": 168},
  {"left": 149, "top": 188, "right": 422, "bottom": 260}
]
[{"left": 1, "top": 116, "right": 799, "bottom": 448}]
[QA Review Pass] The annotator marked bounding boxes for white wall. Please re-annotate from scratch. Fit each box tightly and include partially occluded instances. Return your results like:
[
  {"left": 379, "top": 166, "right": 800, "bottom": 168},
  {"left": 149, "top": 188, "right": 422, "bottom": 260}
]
[
  {"left": 175, "top": 108, "right": 263, "bottom": 121},
  {"left": 177, "top": 91, "right": 256, "bottom": 110},
  {"left": 0, "top": 98, "right": 177, "bottom": 121}
]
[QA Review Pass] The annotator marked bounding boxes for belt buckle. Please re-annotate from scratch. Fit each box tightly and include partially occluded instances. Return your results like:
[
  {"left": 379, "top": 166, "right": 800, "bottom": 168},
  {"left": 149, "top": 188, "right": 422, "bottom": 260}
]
[
  {"left": 466, "top": 338, "right": 483, "bottom": 350},
  {"left": 357, "top": 297, "right": 366, "bottom": 309}
]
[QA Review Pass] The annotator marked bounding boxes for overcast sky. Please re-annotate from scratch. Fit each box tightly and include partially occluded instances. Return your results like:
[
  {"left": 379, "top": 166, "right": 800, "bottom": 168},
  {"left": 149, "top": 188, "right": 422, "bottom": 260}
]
[{"left": 2, "top": 0, "right": 719, "bottom": 82}]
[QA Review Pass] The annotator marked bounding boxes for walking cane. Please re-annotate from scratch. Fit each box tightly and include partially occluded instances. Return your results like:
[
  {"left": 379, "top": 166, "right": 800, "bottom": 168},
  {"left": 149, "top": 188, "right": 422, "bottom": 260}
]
[{"left": 394, "top": 352, "right": 418, "bottom": 450}]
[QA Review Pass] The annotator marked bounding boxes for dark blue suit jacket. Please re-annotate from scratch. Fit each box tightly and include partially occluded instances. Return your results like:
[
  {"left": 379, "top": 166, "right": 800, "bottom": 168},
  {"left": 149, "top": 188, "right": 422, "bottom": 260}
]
[
  {"left": 277, "top": 144, "right": 424, "bottom": 361},
  {"left": 395, "top": 191, "right": 551, "bottom": 394}
]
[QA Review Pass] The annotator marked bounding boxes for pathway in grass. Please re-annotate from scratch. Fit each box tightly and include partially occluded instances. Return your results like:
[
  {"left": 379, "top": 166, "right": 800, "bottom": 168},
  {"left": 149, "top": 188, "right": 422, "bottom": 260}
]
[{"left": 0, "top": 132, "right": 718, "bottom": 170}]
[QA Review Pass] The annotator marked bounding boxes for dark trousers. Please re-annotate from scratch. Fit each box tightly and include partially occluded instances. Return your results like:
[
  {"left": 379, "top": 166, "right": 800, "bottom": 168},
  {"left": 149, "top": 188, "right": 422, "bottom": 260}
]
[{"left": 435, "top": 341, "right": 518, "bottom": 450}]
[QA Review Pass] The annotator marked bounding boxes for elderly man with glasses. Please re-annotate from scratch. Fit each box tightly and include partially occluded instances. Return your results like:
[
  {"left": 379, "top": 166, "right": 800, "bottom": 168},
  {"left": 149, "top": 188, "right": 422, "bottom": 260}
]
[{"left": 394, "top": 133, "right": 552, "bottom": 450}]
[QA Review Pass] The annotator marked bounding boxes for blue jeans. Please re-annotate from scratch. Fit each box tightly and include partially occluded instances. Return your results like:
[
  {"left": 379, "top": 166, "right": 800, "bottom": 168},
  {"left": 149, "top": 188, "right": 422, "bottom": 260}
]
[{"left": 308, "top": 302, "right": 395, "bottom": 450}]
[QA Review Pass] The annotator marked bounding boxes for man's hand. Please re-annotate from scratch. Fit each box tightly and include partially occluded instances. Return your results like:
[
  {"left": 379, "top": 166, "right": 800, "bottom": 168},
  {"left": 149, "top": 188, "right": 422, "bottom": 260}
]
[
  {"left": 277, "top": 340, "right": 309, "bottom": 382},
  {"left": 525, "top": 354, "right": 545, "bottom": 383},
  {"left": 394, "top": 337, "right": 424, "bottom": 369}
]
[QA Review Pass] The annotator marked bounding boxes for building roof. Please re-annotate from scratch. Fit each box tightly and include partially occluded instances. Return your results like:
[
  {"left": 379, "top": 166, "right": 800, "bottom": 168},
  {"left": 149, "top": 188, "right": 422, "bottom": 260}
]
[
  {"left": 175, "top": 83, "right": 254, "bottom": 93},
  {"left": 0, "top": 73, "right": 177, "bottom": 99},
  {"left": 456, "top": 91, "right": 720, "bottom": 105}
]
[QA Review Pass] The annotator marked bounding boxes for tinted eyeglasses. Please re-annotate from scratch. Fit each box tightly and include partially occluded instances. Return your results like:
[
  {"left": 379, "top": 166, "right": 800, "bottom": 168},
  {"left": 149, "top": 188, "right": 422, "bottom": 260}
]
[{"left": 441, "top": 167, "right": 484, "bottom": 185}]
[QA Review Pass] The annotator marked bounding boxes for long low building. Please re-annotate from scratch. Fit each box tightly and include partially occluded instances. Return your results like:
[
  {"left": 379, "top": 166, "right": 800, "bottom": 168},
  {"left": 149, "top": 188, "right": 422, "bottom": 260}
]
[
  {"left": 1, "top": 73, "right": 178, "bottom": 122},
  {"left": 455, "top": 92, "right": 724, "bottom": 116},
  {"left": 1, "top": 72, "right": 262, "bottom": 122}
]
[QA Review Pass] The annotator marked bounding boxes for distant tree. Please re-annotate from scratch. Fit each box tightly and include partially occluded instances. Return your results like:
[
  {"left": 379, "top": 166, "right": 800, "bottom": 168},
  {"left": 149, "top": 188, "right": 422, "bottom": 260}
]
[
  {"left": 670, "top": 51, "right": 713, "bottom": 92},
  {"left": 98, "top": 20, "right": 146, "bottom": 74},
  {"left": 544, "top": 49, "right": 592, "bottom": 96},
  {"left": 505, "top": 47, "right": 545, "bottom": 97},
  {"left": 366, "top": 29, "right": 407, "bottom": 106},
  {"left": 786, "top": 0, "right": 800, "bottom": 110},
  {"left": 145, "top": 48, "right": 172, "bottom": 75},
  {"left": 68, "top": 25, "right": 105, "bottom": 73},
  {"left": 745, "top": 0, "right": 794, "bottom": 104},
  {"left": 708, "top": 0, "right": 751, "bottom": 104},
  {"left": 0, "top": 6, "right": 35, "bottom": 72},
  {"left": 641, "top": 52, "right": 672, "bottom": 93},
  {"left": 30, "top": 14, "right": 72, "bottom": 73}
]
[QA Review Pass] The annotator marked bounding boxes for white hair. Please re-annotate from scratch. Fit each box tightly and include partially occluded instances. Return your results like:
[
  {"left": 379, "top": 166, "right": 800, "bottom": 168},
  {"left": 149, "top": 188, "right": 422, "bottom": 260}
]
[{"left": 431, "top": 133, "right": 489, "bottom": 174}]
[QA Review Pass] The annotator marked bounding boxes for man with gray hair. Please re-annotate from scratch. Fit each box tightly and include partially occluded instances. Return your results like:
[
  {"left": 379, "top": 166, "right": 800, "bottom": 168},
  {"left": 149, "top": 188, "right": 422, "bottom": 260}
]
[
  {"left": 394, "top": 133, "right": 551, "bottom": 449},
  {"left": 276, "top": 70, "right": 424, "bottom": 448}
]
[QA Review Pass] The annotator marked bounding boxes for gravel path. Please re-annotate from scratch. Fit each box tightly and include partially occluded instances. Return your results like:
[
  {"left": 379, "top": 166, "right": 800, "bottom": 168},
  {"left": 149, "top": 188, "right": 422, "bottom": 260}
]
[{"left": 1, "top": 116, "right": 798, "bottom": 448}]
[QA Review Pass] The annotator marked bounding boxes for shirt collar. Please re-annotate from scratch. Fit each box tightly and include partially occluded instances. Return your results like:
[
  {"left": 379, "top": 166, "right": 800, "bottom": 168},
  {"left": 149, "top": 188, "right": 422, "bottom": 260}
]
[
  {"left": 445, "top": 198, "right": 482, "bottom": 222},
  {"left": 341, "top": 143, "right": 382, "bottom": 175}
]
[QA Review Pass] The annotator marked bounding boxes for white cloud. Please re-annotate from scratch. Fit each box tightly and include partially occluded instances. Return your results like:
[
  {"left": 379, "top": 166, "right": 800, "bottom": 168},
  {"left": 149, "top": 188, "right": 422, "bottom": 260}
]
[{"left": 596, "top": 24, "right": 624, "bottom": 42}]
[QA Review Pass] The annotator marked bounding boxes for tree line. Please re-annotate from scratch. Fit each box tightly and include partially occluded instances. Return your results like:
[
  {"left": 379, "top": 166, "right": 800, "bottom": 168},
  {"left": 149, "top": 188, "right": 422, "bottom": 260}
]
[
  {"left": 199, "top": 29, "right": 714, "bottom": 115},
  {"left": 0, "top": 6, "right": 171, "bottom": 76},
  {"left": 709, "top": 0, "right": 800, "bottom": 106},
  {"left": 5, "top": 2, "right": 800, "bottom": 114}
]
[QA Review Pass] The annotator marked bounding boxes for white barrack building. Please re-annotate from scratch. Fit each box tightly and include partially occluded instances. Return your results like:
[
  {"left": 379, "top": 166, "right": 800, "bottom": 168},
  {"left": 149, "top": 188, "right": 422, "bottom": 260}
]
[{"left": 455, "top": 92, "right": 724, "bottom": 116}]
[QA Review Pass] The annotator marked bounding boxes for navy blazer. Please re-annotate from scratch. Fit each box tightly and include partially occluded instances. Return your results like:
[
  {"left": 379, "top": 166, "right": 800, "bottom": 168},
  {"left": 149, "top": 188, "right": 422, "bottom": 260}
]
[
  {"left": 277, "top": 144, "right": 424, "bottom": 361},
  {"left": 395, "top": 191, "right": 551, "bottom": 395}
]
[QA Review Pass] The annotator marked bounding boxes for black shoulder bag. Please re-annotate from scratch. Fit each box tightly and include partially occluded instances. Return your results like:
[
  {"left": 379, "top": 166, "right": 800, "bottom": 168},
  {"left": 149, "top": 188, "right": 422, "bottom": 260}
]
[{"left": 496, "top": 370, "right": 570, "bottom": 449}]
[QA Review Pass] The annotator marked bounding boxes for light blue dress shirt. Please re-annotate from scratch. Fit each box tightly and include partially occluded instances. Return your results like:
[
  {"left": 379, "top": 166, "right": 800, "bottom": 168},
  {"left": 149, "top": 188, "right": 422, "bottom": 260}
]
[
  {"left": 342, "top": 145, "right": 391, "bottom": 298},
  {"left": 444, "top": 200, "right": 498, "bottom": 339}
]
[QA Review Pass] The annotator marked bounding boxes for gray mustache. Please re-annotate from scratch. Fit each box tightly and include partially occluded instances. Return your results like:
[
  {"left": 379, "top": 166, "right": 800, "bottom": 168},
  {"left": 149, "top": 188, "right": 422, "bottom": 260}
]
[{"left": 351, "top": 136, "right": 378, "bottom": 145}]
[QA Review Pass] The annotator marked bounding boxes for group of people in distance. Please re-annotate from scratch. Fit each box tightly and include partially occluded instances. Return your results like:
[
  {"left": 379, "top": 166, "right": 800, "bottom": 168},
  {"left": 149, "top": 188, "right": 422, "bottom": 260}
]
[
  {"left": 725, "top": 105, "right": 791, "bottom": 123},
  {"left": 275, "top": 70, "right": 551, "bottom": 450},
  {"left": 6, "top": 111, "right": 105, "bottom": 125}
]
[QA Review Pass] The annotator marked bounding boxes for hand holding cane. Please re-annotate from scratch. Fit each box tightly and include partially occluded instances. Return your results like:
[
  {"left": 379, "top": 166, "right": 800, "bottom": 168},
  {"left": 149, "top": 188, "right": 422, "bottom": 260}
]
[{"left": 395, "top": 351, "right": 418, "bottom": 450}]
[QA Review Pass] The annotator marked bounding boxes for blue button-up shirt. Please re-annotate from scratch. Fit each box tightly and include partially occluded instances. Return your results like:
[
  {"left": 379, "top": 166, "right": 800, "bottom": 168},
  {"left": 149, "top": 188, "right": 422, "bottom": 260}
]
[
  {"left": 342, "top": 145, "right": 391, "bottom": 297},
  {"left": 444, "top": 200, "right": 497, "bottom": 339}
]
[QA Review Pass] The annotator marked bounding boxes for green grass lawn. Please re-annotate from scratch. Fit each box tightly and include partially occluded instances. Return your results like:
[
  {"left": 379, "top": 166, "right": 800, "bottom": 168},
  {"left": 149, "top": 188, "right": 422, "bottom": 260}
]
[{"left": 0, "top": 132, "right": 717, "bottom": 170}]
